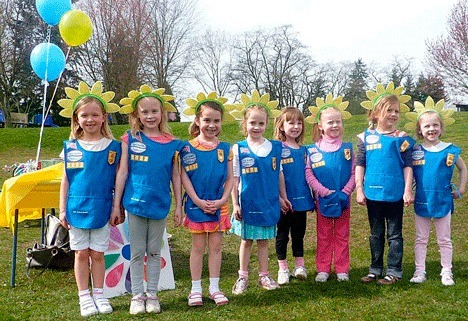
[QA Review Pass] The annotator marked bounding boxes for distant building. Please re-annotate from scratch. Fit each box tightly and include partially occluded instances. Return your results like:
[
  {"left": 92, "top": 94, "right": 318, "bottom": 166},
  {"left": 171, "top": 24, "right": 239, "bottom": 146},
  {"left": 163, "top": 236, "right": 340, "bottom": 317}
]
[{"left": 455, "top": 103, "right": 468, "bottom": 112}]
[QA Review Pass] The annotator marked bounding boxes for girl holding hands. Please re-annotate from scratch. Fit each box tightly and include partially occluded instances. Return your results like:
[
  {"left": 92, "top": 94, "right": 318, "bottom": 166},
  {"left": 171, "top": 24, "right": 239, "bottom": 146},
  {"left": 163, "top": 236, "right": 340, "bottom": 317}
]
[
  {"left": 305, "top": 94, "right": 355, "bottom": 282},
  {"left": 180, "top": 92, "right": 235, "bottom": 306}
]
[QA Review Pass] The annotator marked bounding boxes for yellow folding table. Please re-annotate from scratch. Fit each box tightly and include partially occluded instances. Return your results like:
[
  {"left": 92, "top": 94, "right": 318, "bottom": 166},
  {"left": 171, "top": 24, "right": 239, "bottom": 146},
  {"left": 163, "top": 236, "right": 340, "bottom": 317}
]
[{"left": 0, "top": 163, "right": 63, "bottom": 287}]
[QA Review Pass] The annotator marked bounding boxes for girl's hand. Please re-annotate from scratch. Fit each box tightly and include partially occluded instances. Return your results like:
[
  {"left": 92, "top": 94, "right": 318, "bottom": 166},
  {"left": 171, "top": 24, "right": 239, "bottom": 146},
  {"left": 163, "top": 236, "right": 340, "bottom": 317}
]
[
  {"left": 196, "top": 199, "right": 216, "bottom": 214},
  {"left": 280, "top": 197, "right": 292, "bottom": 213},
  {"left": 403, "top": 190, "right": 414, "bottom": 207},
  {"left": 174, "top": 208, "right": 183, "bottom": 227},
  {"left": 356, "top": 188, "right": 366, "bottom": 206},
  {"left": 110, "top": 205, "right": 125, "bottom": 226},
  {"left": 59, "top": 211, "right": 70, "bottom": 229},
  {"left": 233, "top": 205, "right": 242, "bottom": 221},
  {"left": 326, "top": 190, "right": 335, "bottom": 196}
]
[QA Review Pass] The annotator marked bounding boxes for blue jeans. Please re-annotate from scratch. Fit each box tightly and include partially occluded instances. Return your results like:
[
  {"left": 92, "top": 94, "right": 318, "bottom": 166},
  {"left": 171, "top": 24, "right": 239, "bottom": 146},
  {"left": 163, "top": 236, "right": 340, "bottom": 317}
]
[{"left": 366, "top": 199, "right": 404, "bottom": 278}]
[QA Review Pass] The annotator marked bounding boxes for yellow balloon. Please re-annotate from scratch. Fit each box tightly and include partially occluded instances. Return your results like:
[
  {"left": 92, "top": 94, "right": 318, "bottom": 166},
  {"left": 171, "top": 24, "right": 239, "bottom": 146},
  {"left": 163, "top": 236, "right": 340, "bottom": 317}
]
[{"left": 59, "top": 9, "right": 92, "bottom": 47}]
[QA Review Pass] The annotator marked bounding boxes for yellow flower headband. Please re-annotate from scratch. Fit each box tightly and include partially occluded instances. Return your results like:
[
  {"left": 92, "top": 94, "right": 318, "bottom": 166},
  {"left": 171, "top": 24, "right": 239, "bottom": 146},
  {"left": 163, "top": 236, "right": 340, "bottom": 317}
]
[
  {"left": 183, "top": 91, "right": 237, "bottom": 122},
  {"left": 304, "top": 94, "right": 352, "bottom": 124},
  {"left": 230, "top": 89, "right": 281, "bottom": 120},
  {"left": 119, "top": 85, "right": 177, "bottom": 114},
  {"left": 404, "top": 96, "right": 455, "bottom": 131},
  {"left": 360, "top": 81, "right": 411, "bottom": 113},
  {"left": 57, "top": 81, "right": 120, "bottom": 118}
]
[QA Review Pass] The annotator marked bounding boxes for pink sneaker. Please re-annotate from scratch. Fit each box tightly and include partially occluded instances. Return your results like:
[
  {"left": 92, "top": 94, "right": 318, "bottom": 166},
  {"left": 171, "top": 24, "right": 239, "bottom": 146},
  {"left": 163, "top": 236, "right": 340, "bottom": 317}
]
[
  {"left": 232, "top": 277, "right": 248, "bottom": 295},
  {"left": 258, "top": 275, "right": 280, "bottom": 290}
]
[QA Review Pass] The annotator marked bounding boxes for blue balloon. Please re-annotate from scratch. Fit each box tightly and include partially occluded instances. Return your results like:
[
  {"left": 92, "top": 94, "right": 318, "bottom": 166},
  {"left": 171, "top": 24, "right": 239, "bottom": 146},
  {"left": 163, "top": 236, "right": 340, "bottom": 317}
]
[
  {"left": 30, "top": 43, "right": 66, "bottom": 81},
  {"left": 35, "top": 0, "right": 72, "bottom": 25}
]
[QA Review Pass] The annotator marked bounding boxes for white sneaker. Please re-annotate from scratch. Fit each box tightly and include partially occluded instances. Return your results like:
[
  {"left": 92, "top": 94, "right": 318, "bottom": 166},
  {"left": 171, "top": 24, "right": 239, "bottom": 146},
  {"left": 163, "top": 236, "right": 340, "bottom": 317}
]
[
  {"left": 337, "top": 273, "right": 349, "bottom": 282},
  {"left": 129, "top": 294, "right": 146, "bottom": 315},
  {"left": 80, "top": 297, "right": 98, "bottom": 317},
  {"left": 315, "top": 272, "right": 329, "bottom": 282},
  {"left": 146, "top": 293, "right": 161, "bottom": 314},
  {"left": 93, "top": 297, "right": 113, "bottom": 314},
  {"left": 292, "top": 266, "right": 308, "bottom": 280},
  {"left": 277, "top": 269, "right": 290, "bottom": 285},
  {"left": 441, "top": 272, "right": 455, "bottom": 286},
  {"left": 410, "top": 273, "right": 427, "bottom": 284}
]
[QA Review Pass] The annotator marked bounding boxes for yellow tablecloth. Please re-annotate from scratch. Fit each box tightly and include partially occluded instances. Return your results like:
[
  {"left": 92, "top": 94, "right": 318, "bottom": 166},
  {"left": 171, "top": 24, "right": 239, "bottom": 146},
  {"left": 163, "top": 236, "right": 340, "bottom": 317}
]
[{"left": 0, "top": 163, "right": 63, "bottom": 230}]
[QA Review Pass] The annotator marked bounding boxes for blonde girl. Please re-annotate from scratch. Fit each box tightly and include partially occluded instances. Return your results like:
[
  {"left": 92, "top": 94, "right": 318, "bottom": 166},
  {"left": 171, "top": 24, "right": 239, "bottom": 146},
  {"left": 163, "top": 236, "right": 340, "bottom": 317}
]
[
  {"left": 405, "top": 97, "right": 467, "bottom": 286},
  {"left": 58, "top": 81, "right": 122, "bottom": 317},
  {"left": 111, "top": 85, "right": 182, "bottom": 314},
  {"left": 356, "top": 82, "right": 415, "bottom": 285},
  {"left": 231, "top": 90, "right": 291, "bottom": 294},
  {"left": 180, "top": 93, "right": 234, "bottom": 306},
  {"left": 273, "top": 107, "right": 315, "bottom": 284}
]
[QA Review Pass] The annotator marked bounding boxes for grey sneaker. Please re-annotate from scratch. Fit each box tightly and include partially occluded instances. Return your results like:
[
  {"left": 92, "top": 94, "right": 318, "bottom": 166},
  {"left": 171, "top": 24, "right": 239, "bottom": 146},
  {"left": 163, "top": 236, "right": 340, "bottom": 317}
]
[
  {"left": 129, "top": 294, "right": 146, "bottom": 315},
  {"left": 146, "top": 293, "right": 161, "bottom": 313},
  {"left": 337, "top": 273, "right": 349, "bottom": 282},
  {"left": 258, "top": 275, "right": 280, "bottom": 290},
  {"left": 315, "top": 272, "right": 329, "bottom": 282},
  {"left": 441, "top": 272, "right": 455, "bottom": 286},
  {"left": 410, "top": 273, "right": 427, "bottom": 284},
  {"left": 292, "top": 266, "right": 308, "bottom": 280}
]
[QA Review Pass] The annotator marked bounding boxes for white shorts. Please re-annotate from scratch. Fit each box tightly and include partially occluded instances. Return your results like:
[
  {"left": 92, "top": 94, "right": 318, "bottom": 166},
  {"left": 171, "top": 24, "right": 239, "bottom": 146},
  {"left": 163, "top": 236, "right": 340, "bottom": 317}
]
[{"left": 69, "top": 223, "right": 110, "bottom": 253}]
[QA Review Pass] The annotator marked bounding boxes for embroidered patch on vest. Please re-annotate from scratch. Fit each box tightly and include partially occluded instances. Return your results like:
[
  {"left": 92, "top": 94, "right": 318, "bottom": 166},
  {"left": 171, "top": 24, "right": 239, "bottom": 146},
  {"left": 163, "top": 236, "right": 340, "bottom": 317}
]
[
  {"left": 242, "top": 167, "right": 258, "bottom": 174},
  {"left": 312, "top": 160, "right": 325, "bottom": 168},
  {"left": 131, "top": 154, "right": 149, "bottom": 162},
  {"left": 281, "top": 157, "right": 293, "bottom": 165},
  {"left": 412, "top": 160, "right": 425, "bottom": 166},
  {"left": 272, "top": 157, "right": 277, "bottom": 170},
  {"left": 108, "top": 151, "right": 116, "bottom": 165},
  {"left": 344, "top": 149, "right": 351, "bottom": 160},
  {"left": 366, "top": 143, "right": 382, "bottom": 151},
  {"left": 218, "top": 149, "right": 224, "bottom": 162},
  {"left": 185, "top": 164, "right": 198, "bottom": 171},
  {"left": 67, "top": 162, "right": 84, "bottom": 169},
  {"left": 446, "top": 153, "right": 454, "bottom": 166},
  {"left": 400, "top": 140, "right": 410, "bottom": 152}
]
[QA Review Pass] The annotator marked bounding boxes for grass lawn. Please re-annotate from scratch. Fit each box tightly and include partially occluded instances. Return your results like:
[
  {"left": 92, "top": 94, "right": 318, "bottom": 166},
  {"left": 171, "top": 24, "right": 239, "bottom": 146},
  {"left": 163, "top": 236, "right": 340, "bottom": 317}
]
[{"left": 0, "top": 114, "right": 467, "bottom": 320}]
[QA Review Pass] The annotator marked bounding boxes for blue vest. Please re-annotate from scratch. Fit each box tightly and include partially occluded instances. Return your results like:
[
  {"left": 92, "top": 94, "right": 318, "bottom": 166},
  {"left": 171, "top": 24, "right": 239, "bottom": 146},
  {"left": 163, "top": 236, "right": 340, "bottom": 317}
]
[
  {"left": 412, "top": 144, "right": 460, "bottom": 218},
  {"left": 363, "top": 129, "right": 415, "bottom": 202},
  {"left": 180, "top": 141, "right": 231, "bottom": 222},
  {"left": 123, "top": 131, "right": 181, "bottom": 219},
  {"left": 64, "top": 139, "right": 121, "bottom": 229},
  {"left": 307, "top": 143, "right": 353, "bottom": 217},
  {"left": 238, "top": 140, "right": 282, "bottom": 227},
  {"left": 281, "top": 144, "right": 314, "bottom": 211}
]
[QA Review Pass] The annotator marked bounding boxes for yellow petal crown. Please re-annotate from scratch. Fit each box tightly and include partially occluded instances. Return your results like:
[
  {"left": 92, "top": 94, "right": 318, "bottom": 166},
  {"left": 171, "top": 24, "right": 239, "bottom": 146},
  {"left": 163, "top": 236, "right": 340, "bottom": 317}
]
[
  {"left": 230, "top": 89, "right": 281, "bottom": 120},
  {"left": 57, "top": 81, "right": 120, "bottom": 118},
  {"left": 183, "top": 92, "right": 237, "bottom": 122},
  {"left": 360, "top": 81, "right": 411, "bottom": 113},
  {"left": 119, "top": 84, "right": 177, "bottom": 114},
  {"left": 304, "top": 94, "right": 352, "bottom": 124},
  {"left": 404, "top": 96, "right": 455, "bottom": 131}
]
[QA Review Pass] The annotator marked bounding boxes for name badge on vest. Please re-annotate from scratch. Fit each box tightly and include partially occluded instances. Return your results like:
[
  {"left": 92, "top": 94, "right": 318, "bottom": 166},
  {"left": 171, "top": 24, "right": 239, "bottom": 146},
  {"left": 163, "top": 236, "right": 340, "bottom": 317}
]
[
  {"left": 217, "top": 149, "right": 224, "bottom": 163},
  {"left": 108, "top": 151, "right": 116, "bottom": 165},
  {"left": 446, "top": 153, "right": 454, "bottom": 166},
  {"left": 272, "top": 157, "right": 277, "bottom": 171},
  {"left": 344, "top": 149, "right": 351, "bottom": 160}
]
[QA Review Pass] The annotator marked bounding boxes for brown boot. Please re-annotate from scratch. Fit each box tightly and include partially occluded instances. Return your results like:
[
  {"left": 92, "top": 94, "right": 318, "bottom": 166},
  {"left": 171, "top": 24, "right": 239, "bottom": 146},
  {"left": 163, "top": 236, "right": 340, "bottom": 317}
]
[
  {"left": 377, "top": 275, "right": 400, "bottom": 285},
  {"left": 360, "top": 273, "right": 378, "bottom": 284}
]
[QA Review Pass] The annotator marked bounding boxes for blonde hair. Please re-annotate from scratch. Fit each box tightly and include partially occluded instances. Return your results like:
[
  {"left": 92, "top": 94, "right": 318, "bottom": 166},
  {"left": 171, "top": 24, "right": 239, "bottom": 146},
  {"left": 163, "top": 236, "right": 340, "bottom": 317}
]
[
  {"left": 70, "top": 96, "right": 114, "bottom": 140},
  {"left": 189, "top": 101, "right": 224, "bottom": 138},
  {"left": 273, "top": 107, "right": 305, "bottom": 144},
  {"left": 312, "top": 107, "right": 343, "bottom": 142},
  {"left": 367, "top": 94, "right": 400, "bottom": 129},
  {"left": 241, "top": 105, "right": 268, "bottom": 137},
  {"left": 128, "top": 96, "right": 172, "bottom": 137},
  {"left": 416, "top": 111, "right": 446, "bottom": 140}
]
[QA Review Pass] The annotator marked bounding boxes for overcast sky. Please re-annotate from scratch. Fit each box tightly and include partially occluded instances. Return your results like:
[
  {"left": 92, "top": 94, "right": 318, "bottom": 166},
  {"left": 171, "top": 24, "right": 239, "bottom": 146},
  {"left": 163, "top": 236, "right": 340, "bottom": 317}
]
[{"left": 197, "top": 0, "right": 458, "bottom": 72}]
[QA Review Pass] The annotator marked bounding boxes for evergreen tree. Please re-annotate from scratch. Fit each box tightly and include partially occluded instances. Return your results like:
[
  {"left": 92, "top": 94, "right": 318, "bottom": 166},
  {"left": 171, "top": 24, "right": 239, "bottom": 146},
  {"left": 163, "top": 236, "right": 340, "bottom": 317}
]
[{"left": 344, "top": 58, "right": 368, "bottom": 115}]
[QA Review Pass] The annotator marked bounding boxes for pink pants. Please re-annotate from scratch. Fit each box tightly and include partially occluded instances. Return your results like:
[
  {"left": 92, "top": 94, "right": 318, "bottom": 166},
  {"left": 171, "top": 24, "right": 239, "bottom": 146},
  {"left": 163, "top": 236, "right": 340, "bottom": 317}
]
[
  {"left": 315, "top": 206, "right": 350, "bottom": 274},
  {"left": 414, "top": 213, "right": 452, "bottom": 274}
]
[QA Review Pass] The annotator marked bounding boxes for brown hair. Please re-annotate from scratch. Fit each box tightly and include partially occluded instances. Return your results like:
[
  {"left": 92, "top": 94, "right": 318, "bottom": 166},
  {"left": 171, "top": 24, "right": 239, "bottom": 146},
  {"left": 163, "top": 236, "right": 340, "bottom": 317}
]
[
  {"left": 367, "top": 94, "right": 400, "bottom": 129},
  {"left": 70, "top": 96, "right": 114, "bottom": 140},
  {"left": 241, "top": 105, "right": 268, "bottom": 137},
  {"left": 416, "top": 111, "right": 446, "bottom": 140},
  {"left": 128, "top": 96, "right": 172, "bottom": 137},
  {"left": 188, "top": 101, "right": 224, "bottom": 138},
  {"left": 273, "top": 106, "right": 305, "bottom": 144},
  {"left": 312, "top": 107, "right": 343, "bottom": 142}
]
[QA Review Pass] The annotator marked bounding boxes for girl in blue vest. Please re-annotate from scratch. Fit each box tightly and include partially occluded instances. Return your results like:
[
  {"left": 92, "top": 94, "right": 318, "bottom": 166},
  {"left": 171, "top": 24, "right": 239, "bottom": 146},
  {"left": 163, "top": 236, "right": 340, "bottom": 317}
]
[
  {"left": 304, "top": 95, "right": 355, "bottom": 282},
  {"left": 273, "top": 107, "right": 315, "bottom": 285},
  {"left": 356, "top": 82, "right": 415, "bottom": 285},
  {"left": 111, "top": 85, "right": 182, "bottom": 315},
  {"left": 180, "top": 93, "right": 234, "bottom": 306},
  {"left": 231, "top": 90, "right": 291, "bottom": 295},
  {"left": 405, "top": 97, "right": 466, "bottom": 286},
  {"left": 58, "top": 81, "right": 122, "bottom": 317}
]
